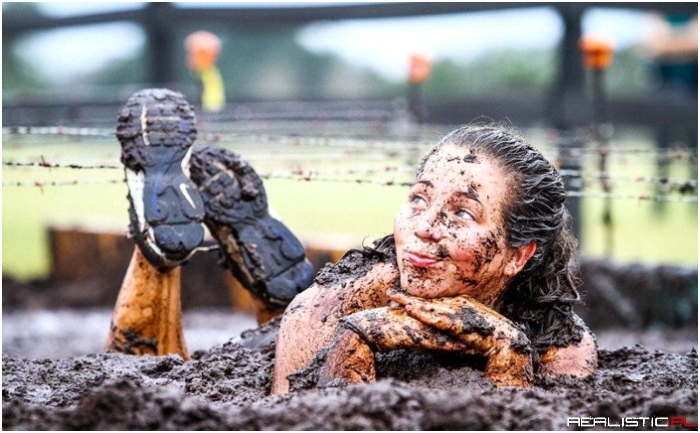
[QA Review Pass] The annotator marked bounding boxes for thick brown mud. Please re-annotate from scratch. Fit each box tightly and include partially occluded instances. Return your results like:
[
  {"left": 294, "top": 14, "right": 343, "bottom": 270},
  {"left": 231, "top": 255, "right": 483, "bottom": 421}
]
[{"left": 2, "top": 316, "right": 697, "bottom": 430}]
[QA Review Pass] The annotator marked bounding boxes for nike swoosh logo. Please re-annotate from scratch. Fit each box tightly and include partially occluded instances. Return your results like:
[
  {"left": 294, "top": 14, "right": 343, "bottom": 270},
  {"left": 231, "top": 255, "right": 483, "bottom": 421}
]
[{"left": 180, "top": 183, "right": 197, "bottom": 209}]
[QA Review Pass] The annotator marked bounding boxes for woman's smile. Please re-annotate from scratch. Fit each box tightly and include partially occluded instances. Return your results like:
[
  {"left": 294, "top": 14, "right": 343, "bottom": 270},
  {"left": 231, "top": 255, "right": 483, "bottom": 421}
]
[{"left": 404, "top": 251, "right": 440, "bottom": 268}]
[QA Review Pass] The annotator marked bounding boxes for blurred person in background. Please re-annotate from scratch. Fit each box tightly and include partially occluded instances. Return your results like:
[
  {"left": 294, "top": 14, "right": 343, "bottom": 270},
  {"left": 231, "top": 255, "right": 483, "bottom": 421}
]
[{"left": 185, "top": 31, "right": 226, "bottom": 113}]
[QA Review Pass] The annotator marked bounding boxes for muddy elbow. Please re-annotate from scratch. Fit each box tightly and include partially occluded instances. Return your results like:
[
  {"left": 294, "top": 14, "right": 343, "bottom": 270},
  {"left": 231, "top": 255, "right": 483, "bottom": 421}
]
[{"left": 485, "top": 345, "right": 534, "bottom": 388}]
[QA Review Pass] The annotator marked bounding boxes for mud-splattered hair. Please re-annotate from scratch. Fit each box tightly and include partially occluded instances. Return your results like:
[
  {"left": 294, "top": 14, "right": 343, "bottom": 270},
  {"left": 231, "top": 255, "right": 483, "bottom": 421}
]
[{"left": 417, "top": 123, "right": 583, "bottom": 352}]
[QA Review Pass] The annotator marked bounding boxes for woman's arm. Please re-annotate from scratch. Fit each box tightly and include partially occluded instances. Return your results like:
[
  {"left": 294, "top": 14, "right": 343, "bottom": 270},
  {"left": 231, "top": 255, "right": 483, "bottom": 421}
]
[
  {"left": 315, "top": 294, "right": 534, "bottom": 388},
  {"left": 317, "top": 306, "right": 470, "bottom": 388},
  {"left": 271, "top": 260, "right": 398, "bottom": 394},
  {"left": 387, "top": 290, "right": 534, "bottom": 387}
]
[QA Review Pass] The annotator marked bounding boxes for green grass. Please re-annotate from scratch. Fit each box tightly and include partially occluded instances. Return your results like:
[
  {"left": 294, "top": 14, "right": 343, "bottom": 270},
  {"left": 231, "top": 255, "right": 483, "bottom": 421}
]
[
  {"left": 2, "top": 131, "right": 697, "bottom": 281},
  {"left": 2, "top": 182, "right": 129, "bottom": 278},
  {"left": 265, "top": 179, "right": 404, "bottom": 241},
  {"left": 579, "top": 155, "right": 698, "bottom": 265},
  {"left": 582, "top": 196, "right": 697, "bottom": 264}
]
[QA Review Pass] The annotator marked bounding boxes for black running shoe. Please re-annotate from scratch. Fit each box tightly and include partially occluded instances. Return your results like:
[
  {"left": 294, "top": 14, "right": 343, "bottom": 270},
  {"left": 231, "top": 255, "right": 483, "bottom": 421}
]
[
  {"left": 189, "top": 145, "right": 314, "bottom": 307},
  {"left": 117, "top": 88, "right": 205, "bottom": 269}
]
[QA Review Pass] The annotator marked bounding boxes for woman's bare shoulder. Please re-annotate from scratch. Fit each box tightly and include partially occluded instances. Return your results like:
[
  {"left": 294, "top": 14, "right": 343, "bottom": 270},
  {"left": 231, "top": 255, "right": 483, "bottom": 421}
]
[
  {"left": 537, "top": 314, "right": 598, "bottom": 378},
  {"left": 272, "top": 236, "right": 399, "bottom": 394}
]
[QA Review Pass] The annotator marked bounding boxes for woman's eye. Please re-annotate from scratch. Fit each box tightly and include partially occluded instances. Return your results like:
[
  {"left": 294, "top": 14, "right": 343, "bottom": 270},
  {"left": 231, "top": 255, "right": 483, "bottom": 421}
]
[
  {"left": 456, "top": 209, "right": 474, "bottom": 221},
  {"left": 409, "top": 194, "right": 427, "bottom": 207}
]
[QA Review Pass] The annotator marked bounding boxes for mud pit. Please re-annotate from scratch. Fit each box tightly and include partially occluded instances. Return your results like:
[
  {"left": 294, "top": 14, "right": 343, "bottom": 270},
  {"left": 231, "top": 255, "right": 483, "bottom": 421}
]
[{"left": 2, "top": 312, "right": 697, "bottom": 430}]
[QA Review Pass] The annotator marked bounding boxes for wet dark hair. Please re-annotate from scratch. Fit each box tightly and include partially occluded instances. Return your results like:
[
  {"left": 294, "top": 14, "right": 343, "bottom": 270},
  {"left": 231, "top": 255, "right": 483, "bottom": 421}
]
[{"left": 417, "top": 123, "right": 584, "bottom": 352}]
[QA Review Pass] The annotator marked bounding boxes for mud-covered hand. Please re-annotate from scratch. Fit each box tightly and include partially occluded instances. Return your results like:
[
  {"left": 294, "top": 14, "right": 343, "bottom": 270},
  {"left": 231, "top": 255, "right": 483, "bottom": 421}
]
[
  {"left": 315, "top": 305, "right": 470, "bottom": 389},
  {"left": 387, "top": 288, "right": 533, "bottom": 387}
]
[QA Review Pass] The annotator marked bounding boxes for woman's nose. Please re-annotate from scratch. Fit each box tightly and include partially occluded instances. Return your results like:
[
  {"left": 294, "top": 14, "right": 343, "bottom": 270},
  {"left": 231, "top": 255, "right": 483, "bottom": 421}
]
[{"left": 414, "top": 212, "right": 444, "bottom": 241}]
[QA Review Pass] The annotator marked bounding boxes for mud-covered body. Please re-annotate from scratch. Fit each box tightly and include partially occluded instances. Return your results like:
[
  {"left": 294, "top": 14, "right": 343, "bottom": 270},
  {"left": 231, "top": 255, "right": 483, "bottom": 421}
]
[{"left": 273, "top": 235, "right": 597, "bottom": 394}]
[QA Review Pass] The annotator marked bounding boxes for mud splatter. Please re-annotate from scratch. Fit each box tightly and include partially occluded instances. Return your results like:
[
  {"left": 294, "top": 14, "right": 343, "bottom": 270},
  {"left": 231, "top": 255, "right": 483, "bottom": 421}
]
[
  {"left": 106, "top": 322, "right": 157, "bottom": 355},
  {"left": 463, "top": 151, "right": 479, "bottom": 164},
  {"left": 461, "top": 277, "right": 479, "bottom": 286},
  {"left": 481, "top": 232, "right": 499, "bottom": 264},
  {"left": 450, "top": 304, "right": 496, "bottom": 337},
  {"left": 469, "top": 230, "right": 502, "bottom": 275},
  {"left": 465, "top": 183, "right": 480, "bottom": 201},
  {"left": 314, "top": 235, "right": 397, "bottom": 288}
]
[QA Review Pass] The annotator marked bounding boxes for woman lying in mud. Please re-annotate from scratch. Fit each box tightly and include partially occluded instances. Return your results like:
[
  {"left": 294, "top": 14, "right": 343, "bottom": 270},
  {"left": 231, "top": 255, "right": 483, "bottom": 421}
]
[
  {"left": 271, "top": 124, "right": 598, "bottom": 394},
  {"left": 104, "top": 91, "right": 595, "bottom": 395}
]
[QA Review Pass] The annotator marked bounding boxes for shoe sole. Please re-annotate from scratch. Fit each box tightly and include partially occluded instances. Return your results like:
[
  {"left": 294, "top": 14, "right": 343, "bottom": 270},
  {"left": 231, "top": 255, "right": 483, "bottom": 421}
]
[
  {"left": 117, "top": 89, "right": 205, "bottom": 269},
  {"left": 189, "top": 145, "right": 314, "bottom": 306}
]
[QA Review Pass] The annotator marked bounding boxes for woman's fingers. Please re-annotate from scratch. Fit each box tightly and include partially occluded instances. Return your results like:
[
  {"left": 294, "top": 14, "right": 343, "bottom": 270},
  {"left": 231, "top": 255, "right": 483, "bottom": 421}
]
[
  {"left": 402, "top": 300, "right": 463, "bottom": 333},
  {"left": 402, "top": 296, "right": 495, "bottom": 336},
  {"left": 341, "top": 307, "right": 470, "bottom": 353},
  {"left": 385, "top": 287, "right": 409, "bottom": 305}
]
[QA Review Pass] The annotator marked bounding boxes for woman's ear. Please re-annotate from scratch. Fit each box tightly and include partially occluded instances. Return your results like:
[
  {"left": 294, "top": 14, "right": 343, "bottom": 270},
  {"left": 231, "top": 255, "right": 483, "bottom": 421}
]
[{"left": 504, "top": 241, "right": 537, "bottom": 277}]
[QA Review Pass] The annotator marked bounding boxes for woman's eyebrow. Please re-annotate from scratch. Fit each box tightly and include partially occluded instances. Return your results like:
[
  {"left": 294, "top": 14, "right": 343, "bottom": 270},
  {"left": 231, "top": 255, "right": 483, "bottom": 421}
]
[
  {"left": 455, "top": 188, "right": 482, "bottom": 206},
  {"left": 415, "top": 180, "right": 434, "bottom": 189}
]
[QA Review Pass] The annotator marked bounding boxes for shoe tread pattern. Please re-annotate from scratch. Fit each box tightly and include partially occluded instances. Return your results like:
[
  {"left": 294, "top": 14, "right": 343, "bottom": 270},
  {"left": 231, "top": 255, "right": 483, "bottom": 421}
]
[
  {"left": 117, "top": 89, "right": 205, "bottom": 268},
  {"left": 190, "top": 145, "right": 314, "bottom": 305}
]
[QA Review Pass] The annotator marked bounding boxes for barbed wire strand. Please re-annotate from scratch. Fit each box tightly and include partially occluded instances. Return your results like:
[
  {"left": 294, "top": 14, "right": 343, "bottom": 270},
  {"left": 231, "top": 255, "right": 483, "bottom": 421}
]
[
  {"left": 2, "top": 179, "right": 125, "bottom": 187},
  {"left": 4, "top": 126, "right": 697, "bottom": 158},
  {"left": 2, "top": 176, "right": 697, "bottom": 202},
  {"left": 4, "top": 160, "right": 696, "bottom": 190},
  {"left": 3, "top": 160, "right": 122, "bottom": 170},
  {"left": 2, "top": 126, "right": 114, "bottom": 137},
  {"left": 559, "top": 169, "right": 698, "bottom": 189},
  {"left": 565, "top": 191, "right": 697, "bottom": 203}
]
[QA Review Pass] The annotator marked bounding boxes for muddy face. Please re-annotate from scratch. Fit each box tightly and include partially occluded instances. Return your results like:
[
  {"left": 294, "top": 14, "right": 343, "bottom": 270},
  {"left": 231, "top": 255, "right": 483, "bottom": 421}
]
[{"left": 394, "top": 142, "right": 518, "bottom": 307}]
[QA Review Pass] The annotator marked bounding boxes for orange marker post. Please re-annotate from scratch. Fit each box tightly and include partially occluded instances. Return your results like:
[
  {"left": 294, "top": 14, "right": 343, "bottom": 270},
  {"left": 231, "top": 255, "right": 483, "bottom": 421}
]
[
  {"left": 407, "top": 53, "right": 432, "bottom": 124},
  {"left": 580, "top": 35, "right": 614, "bottom": 72},
  {"left": 581, "top": 34, "right": 615, "bottom": 257},
  {"left": 408, "top": 53, "right": 432, "bottom": 85},
  {"left": 579, "top": 34, "right": 614, "bottom": 132}
]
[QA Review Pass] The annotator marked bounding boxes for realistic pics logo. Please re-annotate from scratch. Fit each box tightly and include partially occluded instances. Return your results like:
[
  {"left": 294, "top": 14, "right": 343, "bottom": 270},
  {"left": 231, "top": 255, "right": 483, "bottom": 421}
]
[{"left": 567, "top": 417, "right": 697, "bottom": 428}]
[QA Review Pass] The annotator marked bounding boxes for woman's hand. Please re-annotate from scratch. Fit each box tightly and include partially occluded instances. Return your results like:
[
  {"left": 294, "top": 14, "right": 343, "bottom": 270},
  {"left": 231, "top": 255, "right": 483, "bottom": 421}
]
[
  {"left": 316, "top": 305, "right": 470, "bottom": 388},
  {"left": 387, "top": 288, "right": 533, "bottom": 387}
]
